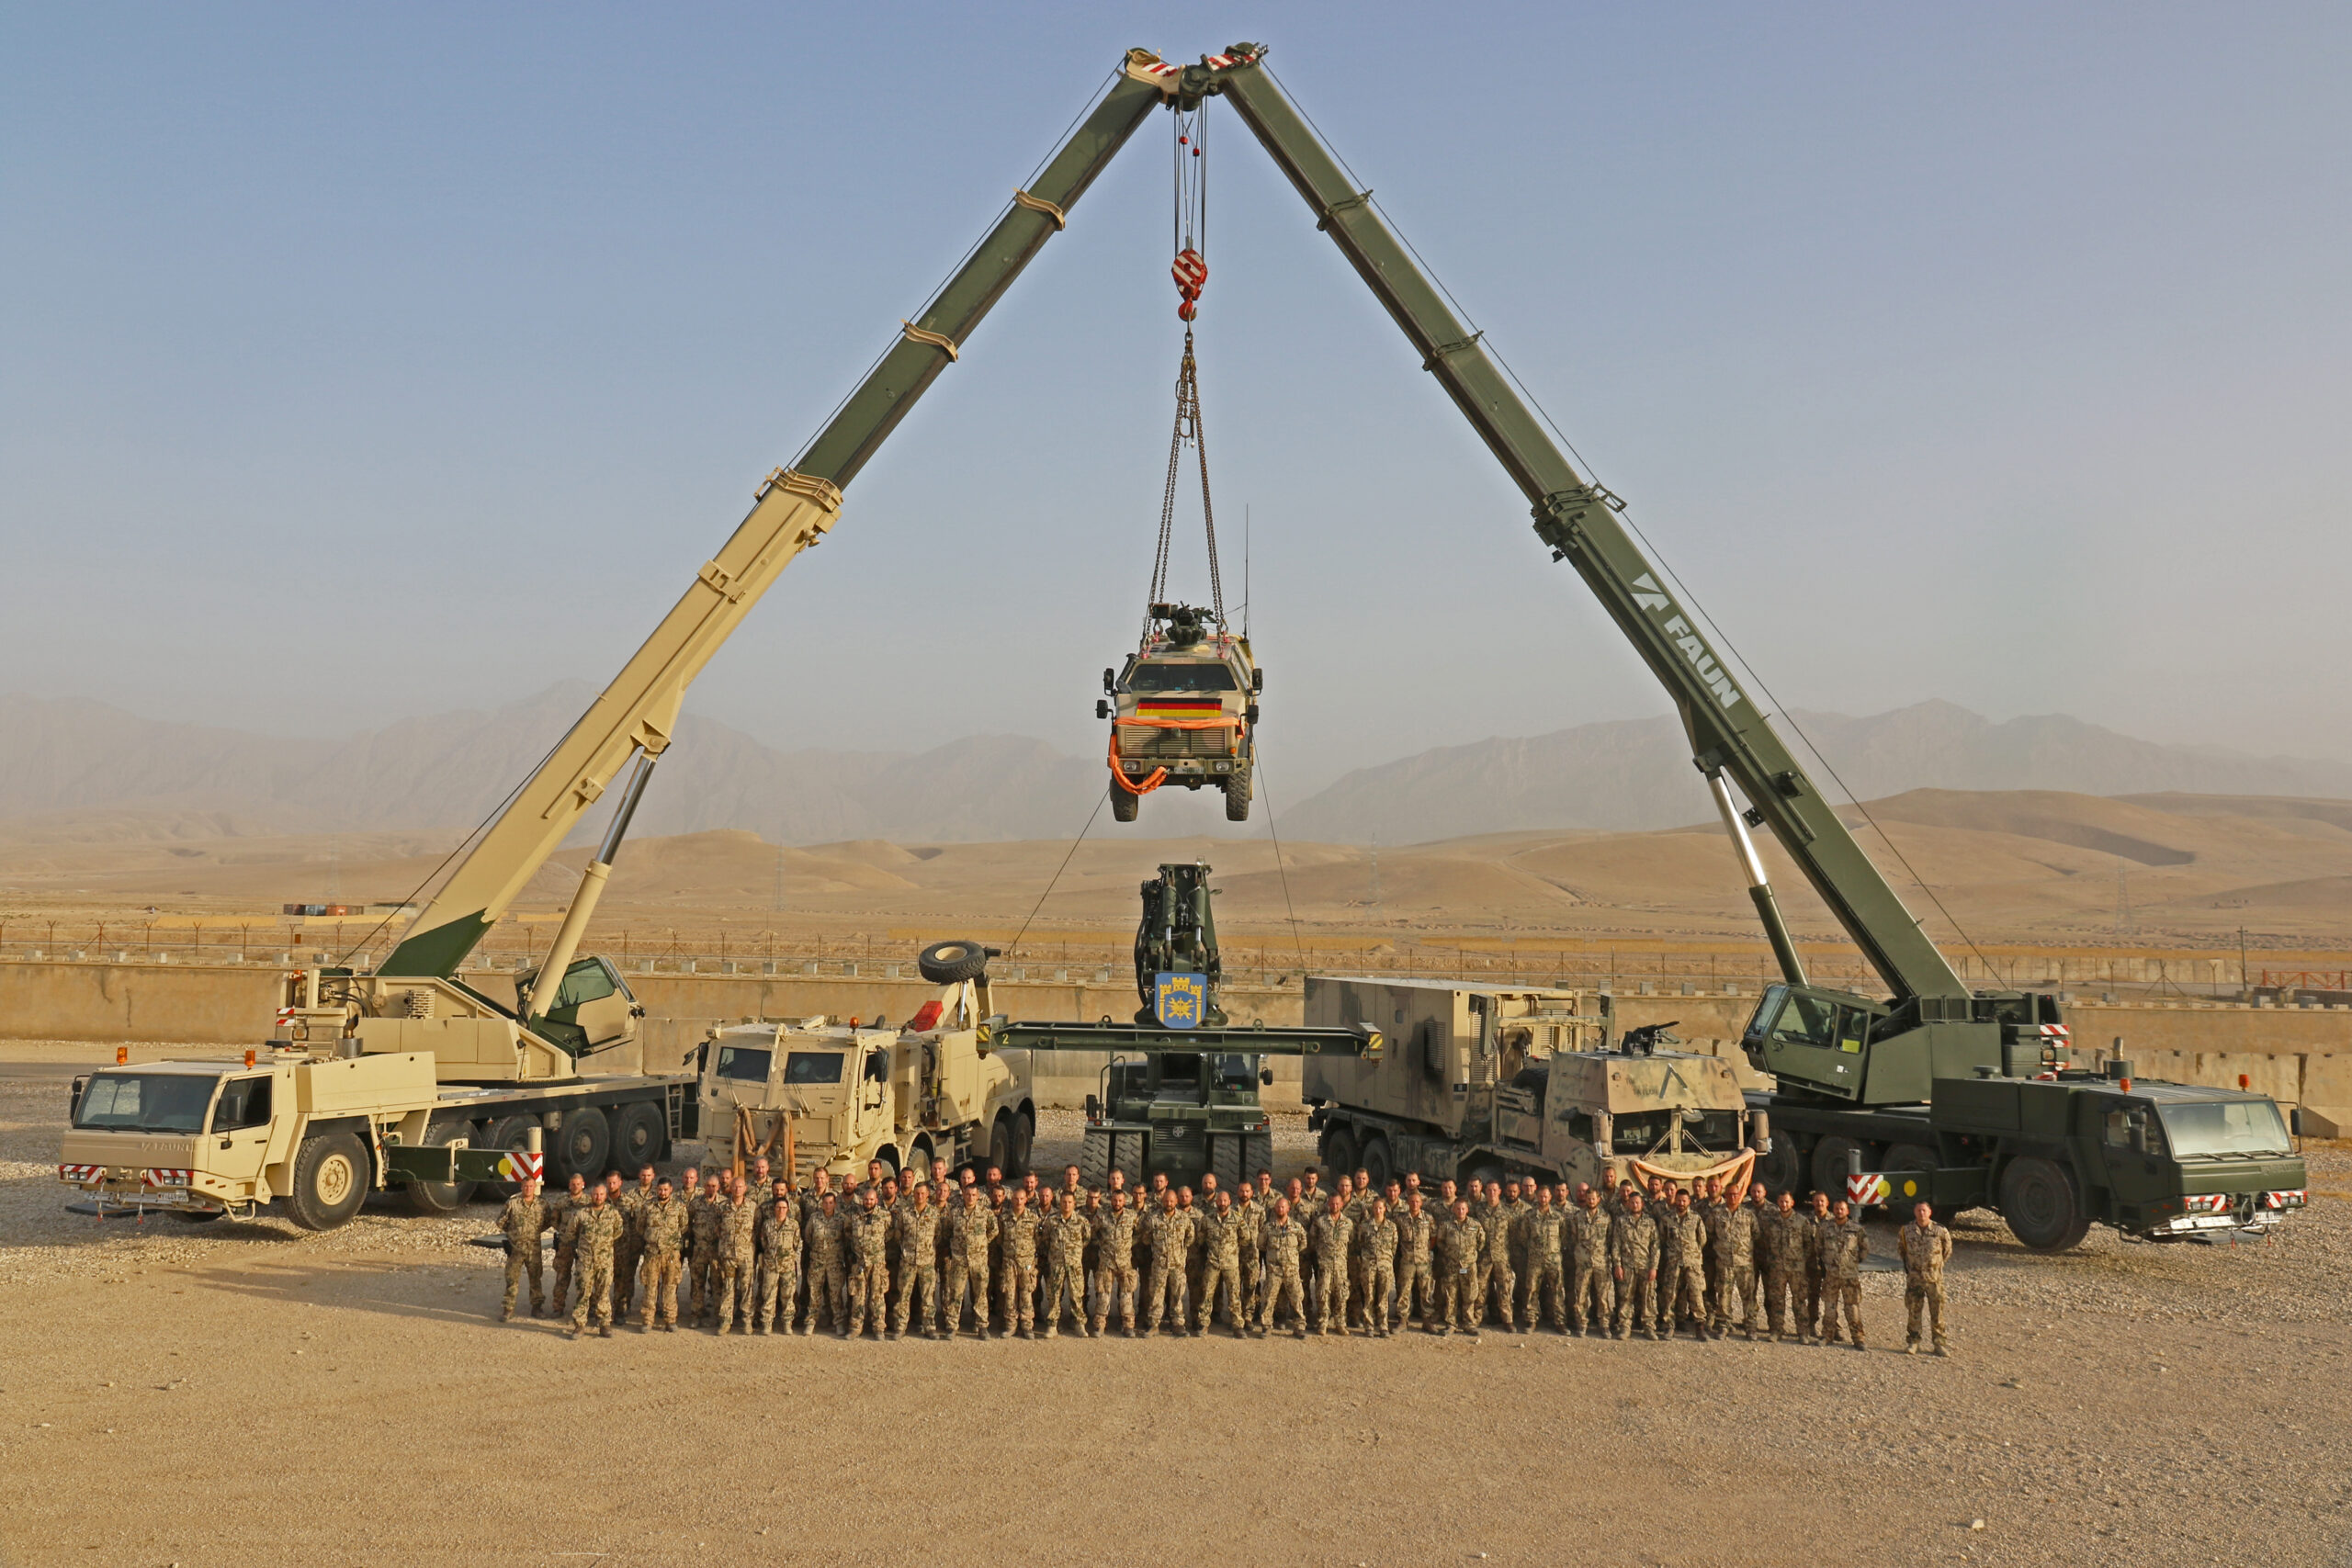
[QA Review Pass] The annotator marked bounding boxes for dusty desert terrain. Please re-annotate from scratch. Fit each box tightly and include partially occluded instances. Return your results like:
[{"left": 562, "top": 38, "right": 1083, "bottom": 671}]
[{"left": 2, "top": 1042, "right": 2346, "bottom": 1568}]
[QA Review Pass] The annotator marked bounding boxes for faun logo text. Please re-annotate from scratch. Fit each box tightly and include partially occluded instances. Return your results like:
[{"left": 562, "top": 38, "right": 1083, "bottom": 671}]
[{"left": 1629, "top": 574, "right": 1744, "bottom": 711}]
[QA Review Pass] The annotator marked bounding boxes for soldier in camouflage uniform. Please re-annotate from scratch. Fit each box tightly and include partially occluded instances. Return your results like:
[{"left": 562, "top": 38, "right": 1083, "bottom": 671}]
[
  {"left": 546, "top": 1172, "right": 588, "bottom": 1318},
  {"left": 1193, "top": 1190, "right": 1247, "bottom": 1336},
  {"left": 945, "top": 1186, "right": 997, "bottom": 1339},
  {"left": 612, "top": 1165, "right": 655, "bottom": 1323},
  {"left": 1308, "top": 1192, "right": 1355, "bottom": 1336},
  {"left": 892, "top": 1184, "right": 944, "bottom": 1339},
  {"left": 1432, "top": 1200, "right": 1482, "bottom": 1336},
  {"left": 1232, "top": 1181, "right": 1265, "bottom": 1325},
  {"left": 1801, "top": 1189, "right": 1836, "bottom": 1342},
  {"left": 1090, "top": 1188, "right": 1141, "bottom": 1337},
  {"left": 567, "top": 1183, "right": 623, "bottom": 1337},
  {"left": 1472, "top": 1181, "right": 1520, "bottom": 1332},
  {"left": 1706, "top": 1188, "right": 1763, "bottom": 1339},
  {"left": 1396, "top": 1193, "right": 1437, "bottom": 1331},
  {"left": 1657, "top": 1190, "right": 1712, "bottom": 1339},
  {"left": 1567, "top": 1186, "right": 1613, "bottom": 1337},
  {"left": 803, "top": 1191, "right": 850, "bottom": 1337},
  {"left": 1521, "top": 1186, "right": 1569, "bottom": 1333},
  {"left": 995, "top": 1188, "right": 1044, "bottom": 1338},
  {"left": 1608, "top": 1191, "right": 1658, "bottom": 1338},
  {"left": 686, "top": 1173, "right": 725, "bottom": 1324},
  {"left": 1143, "top": 1190, "right": 1193, "bottom": 1336},
  {"left": 497, "top": 1177, "right": 548, "bottom": 1320},
  {"left": 1897, "top": 1201, "right": 1953, "bottom": 1356},
  {"left": 1759, "top": 1191, "right": 1806, "bottom": 1342},
  {"left": 1256, "top": 1197, "right": 1309, "bottom": 1338},
  {"left": 1039, "top": 1191, "right": 1089, "bottom": 1338},
  {"left": 1819, "top": 1199, "right": 1869, "bottom": 1350},
  {"left": 1356, "top": 1198, "right": 1399, "bottom": 1337},
  {"left": 638, "top": 1179, "right": 688, "bottom": 1330},
  {"left": 713, "top": 1178, "right": 761, "bottom": 1335},
  {"left": 752, "top": 1191, "right": 800, "bottom": 1335},
  {"left": 1500, "top": 1179, "right": 1534, "bottom": 1325},
  {"left": 842, "top": 1188, "right": 894, "bottom": 1338}
]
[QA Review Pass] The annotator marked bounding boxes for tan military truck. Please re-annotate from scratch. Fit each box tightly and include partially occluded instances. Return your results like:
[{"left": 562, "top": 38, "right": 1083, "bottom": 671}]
[
  {"left": 699, "top": 943, "right": 1036, "bottom": 1183},
  {"left": 1302, "top": 977, "right": 1764, "bottom": 1192}
]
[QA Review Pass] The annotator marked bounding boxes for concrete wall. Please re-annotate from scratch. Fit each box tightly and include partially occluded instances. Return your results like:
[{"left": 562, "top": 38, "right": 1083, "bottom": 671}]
[{"left": 7, "top": 958, "right": 2346, "bottom": 1133}]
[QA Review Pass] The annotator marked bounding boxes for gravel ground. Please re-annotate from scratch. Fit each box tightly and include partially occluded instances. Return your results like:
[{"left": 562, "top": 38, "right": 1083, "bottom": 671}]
[{"left": 3, "top": 1043, "right": 2346, "bottom": 1567}]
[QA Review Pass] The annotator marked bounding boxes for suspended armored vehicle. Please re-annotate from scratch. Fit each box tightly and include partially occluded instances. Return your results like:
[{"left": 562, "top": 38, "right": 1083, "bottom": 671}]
[{"left": 1101, "top": 604, "right": 1261, "bottom": 824}]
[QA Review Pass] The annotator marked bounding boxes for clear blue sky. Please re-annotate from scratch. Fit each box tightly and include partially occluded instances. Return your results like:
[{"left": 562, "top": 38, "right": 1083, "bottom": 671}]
[{"left": 5, "top": 3, "right": 2346, "bottom": 793}]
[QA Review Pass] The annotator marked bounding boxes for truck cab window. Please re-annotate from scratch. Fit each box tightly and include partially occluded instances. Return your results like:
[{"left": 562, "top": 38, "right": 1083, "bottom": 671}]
[
  {"left": 1766, "top": 992, "right": 1838, "bottom": 1051},
  {"left": 783, "top": 1052, "right": 844, "bottom": 1086},
  {"left": 210, "top": 1075, "right": 273, "bottom": 1133},
  {"left": 714, "top": 1045, "right": 773, "bottom": 1083}
]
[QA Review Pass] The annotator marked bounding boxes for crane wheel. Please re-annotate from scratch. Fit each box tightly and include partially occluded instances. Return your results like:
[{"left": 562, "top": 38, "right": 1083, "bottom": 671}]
[
  {"left": 1999, "top": 1156, "right": 2089, "bottom": 1251},
  {"left": 555, "top": 1106, "right": 611, "bottom": 1184},
  {"left": 1810, "top": 1136, "right": 1868, "bottom": 1201},
  {"left": 1360, "top": 1135, "right": 1394, "bottom": 1190},
  {"left": 918, "top": 940, "right": 991, "bottom": 986},
  {"left": 609, "top": 1102, "right": 667, "bottom": 1175},
  {"left": 479, "top": 1114, "right": 542, "bottom": 1199},
  {"left": 1322, "top": 1127, "right": 1360, "bottom": 1179},
  {"left": 404, "top": 1118, "right": 481, "bottom": 1215},
  {"left": 287, "top": 1129, "right": 371, "bottom": 1232}
]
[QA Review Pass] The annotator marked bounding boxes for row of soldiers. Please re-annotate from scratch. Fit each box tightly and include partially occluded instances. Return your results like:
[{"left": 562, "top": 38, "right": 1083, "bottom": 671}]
[{"left": 496, "top": 1157, "right": 1955, "bottom": 1354}]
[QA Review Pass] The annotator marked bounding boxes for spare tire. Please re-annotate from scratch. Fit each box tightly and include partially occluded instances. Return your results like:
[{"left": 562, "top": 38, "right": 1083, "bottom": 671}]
[{"left": 919, "top": 940, "right": 992, "bottom": 986}]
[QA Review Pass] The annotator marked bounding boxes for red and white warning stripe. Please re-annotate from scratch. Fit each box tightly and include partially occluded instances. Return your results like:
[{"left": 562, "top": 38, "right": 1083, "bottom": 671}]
[
  {"left": 496, "top": 1151, "right": 545, "bottom": 1184},
  {"left": 2180, "top": 1193, "right": 2233, "bottom": 1213},
  {"left": 58, "top": 1164, "right": 104, "bottom": 1184},
  {"left": 2262, "top": 1190, "right": 2307, "bottom": 1210},
  {"left": 144, "top": 1169, "right": 191, "bottom": 1188},
  {"left": 2037, "top": 1023, "right": 2069, "bottom": 1039}
]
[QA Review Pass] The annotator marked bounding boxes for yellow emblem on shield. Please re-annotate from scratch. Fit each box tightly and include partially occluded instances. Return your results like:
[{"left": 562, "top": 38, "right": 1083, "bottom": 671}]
[{"left": 1156, "top": 972, "right": 1205, "bottom": 1029}]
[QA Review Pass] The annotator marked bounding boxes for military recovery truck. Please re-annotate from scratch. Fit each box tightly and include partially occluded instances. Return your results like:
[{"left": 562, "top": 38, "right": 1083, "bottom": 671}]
[
  {"left": 1303, "top": 977, "right": 1764, "bottom": 1195},
  {"left": 1102, "top": 603, "right": 1261, "bottom": 823},
  {"left": 697, "top": 943, "right": 1036, "bottom": 1184}
]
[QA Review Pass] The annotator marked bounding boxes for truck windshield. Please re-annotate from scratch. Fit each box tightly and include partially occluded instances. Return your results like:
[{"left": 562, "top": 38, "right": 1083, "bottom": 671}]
[
  {"left": 1210, "top": 1054, "right": 1256, "bottom": 1090},
  {"left": 73, "top": 1073, "right": 219, "bottom": 1133},
  {"left": 784, "top": 1052, "right": 845, "bottom": 1086},
  {"left": 1129, "top": 662, "right": 1237, "bottom": 693},
  {"left": 2158, "top": 1100, "right": 2290, "bottom": 1158},
  {"left": 713, "top": 1045, "right": 772, "bottom": 1082},
  {"left": 1764, "top": 991, "right": 1838, "bottom": 1051}
]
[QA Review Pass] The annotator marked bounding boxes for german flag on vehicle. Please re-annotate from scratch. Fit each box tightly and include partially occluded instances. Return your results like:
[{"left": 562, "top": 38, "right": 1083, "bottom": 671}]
[{"left": 1137, "top": 697, "right": 1225, "bottom": 720}]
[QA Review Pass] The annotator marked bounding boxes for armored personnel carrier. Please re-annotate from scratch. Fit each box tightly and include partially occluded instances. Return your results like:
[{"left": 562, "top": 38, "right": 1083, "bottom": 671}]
[{"left": 1099, "top": 603, "right": 1261, "bottom": 822}]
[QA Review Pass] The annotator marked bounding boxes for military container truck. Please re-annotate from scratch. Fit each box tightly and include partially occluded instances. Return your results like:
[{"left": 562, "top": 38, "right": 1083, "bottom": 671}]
[{"left": 1302, "top": 977, "right": 1762, "bottom": 1195}]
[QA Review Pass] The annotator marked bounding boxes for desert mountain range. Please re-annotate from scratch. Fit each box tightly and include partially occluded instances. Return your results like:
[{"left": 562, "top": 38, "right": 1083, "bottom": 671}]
[{"left": 6, "top": 686, "right": 2352, "bottom": 849}]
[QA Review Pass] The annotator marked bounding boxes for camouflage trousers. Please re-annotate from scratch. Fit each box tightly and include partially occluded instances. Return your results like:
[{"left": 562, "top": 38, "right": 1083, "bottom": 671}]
[
  {"left": 1314, "top": 1256, "right": 1353, "bottom": 1332},
  {"left": 1761, "top": 1266, "right": 1800, "bottom": 1337},
  {"left": 688, "top": 1244, "right": 720, "bottom": 1321},
  {"left": 1092, "top": 1263, "right": 1139, "bottom": 1332},
  {"left": 1570, "top": 1263, "right": 1611, "bottom": 1332},
  {"left": 1195, "top": 1258, "right": 1245, "bottom": 1332},
  {"left": 1039, "top": 1259, "right": 1084, "bottom": 1334},
  {"left": 998, "top": 1262, "right": 1039, "bottom": 1334},
  {"left": 1238, "top": 1251, "right": 1261, "bottom": 1321},
  {"left": 846, "top": 1258, "right": 891, "bottom": 1336},
  {"left": 1398, "top": 1258, "right": 1437, "bottom": 1325},
  {"left": 1524, "top": 1258, "right": 1566, "bottom": 1329},
  {"left": 502, "top": 1244, "right": 544, "bottom": 1316},
  {"left": 1904, "top": 1278, "right": 1946, "bottom": 1349},
  {"left": 550, "top": 1240, "right": 577, "bottom": 1314},
  {"left": 640, "top": 1250, "right": 684, "bottom": 1328},
  {"left": 1825, "top": 1278, "right": 1864, "bottom": 1344},
  {"left": 1144, "top": 1256, "right": 1189, "bottom": 1331},
  {"left": 1257, "top": 1258, "right": 1305, "bottom": 1331},
  {"left": 808, "top": 1258, "right": 849, "bottom": 1333},
  {"left": 1360, "top": 1258, "right": 1396, "bottom": 1332},
  {"left": 713, "top": 1250, "right": 756, "bottom": 1332},
  {"left": 570, "top": 1253, "right": 614, "bottom": 1331},
  {"left": 1481, "top": 1259, "right": 1518, "bottom": 1328},
  {"left": 1712, "top": 1261, "right": 1761, "bottom": 1333},
  {"left": 1432, "top": 1265, "right": 1480, "bottom": 1332},
  {"left": 944, "top": 1259, "right": 990, "bottom": 1334},
  {"left": 1802, "top": 1267, "right": 1830, "bottom": 1339},
  {"left": 1349, "top": 1255, "right": 1373, "bottom": 1325},
  {"left": 611, "top": 1239, "right": 642, "bottom": 1320},
  {"left": 1611, "top": 1271, "right": 1654, "bottom": 1337},
  {"left": 1660, "top": 1260, "right": 1708, "bottom": 1334},
  {"left": 892, "top": 1262, "right": 939, "bottom": 1336}
]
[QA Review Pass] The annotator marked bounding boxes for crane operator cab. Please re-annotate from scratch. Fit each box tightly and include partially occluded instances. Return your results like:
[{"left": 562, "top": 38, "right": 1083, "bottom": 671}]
[{"left": 1099, "top": 602, "right": 1261, "bottom": 823}]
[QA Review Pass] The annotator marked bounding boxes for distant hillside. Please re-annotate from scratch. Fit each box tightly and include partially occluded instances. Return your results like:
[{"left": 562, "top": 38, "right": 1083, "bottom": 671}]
[
  {"left": 1278, "top": 700, "right": 2352, "bottom": 844},
  {"left": 7, "top": 689, "right": 2351, "bottom": 847}
]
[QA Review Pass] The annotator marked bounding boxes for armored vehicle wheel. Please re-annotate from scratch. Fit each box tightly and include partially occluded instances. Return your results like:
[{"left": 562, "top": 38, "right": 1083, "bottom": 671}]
[
  {"left": 609, "top": 1101, "right": 667, "bottom": 1174},
  {"left": 1464, "top": 1158, "right": 1505, "bottom": 1191},
  {"left": 1210, "top": 1132, "right": 1247, "bottom": 1195},
  {"left": 918, "top": 940, "right": 991, "bottom": 985},
  {"left": 1754, "top": 1134, "right": 1804, "bottom": 1198},
  {"left": 1360, "top": 1135, "right": 1395, "bottom": 1190},
  {"left": 1811, "top": 1135, "right": 1867, "bottom": 1201},
  {"left": 404, "top": 1117, "right": 481, "bottom": 1215},
  {"left": 479, "top": 1114, "right": 541, "bottom": 1199},
  {"left": 1110, "top": 784, "right": 1141, "bottom": 823},
  {"left": 555, "top": 1106, "right": 611, "bottom": 1183},
  {"left": 1998, "top": 1156, "right": 2089, "bottom": 1252},
  {"left": 1223, "top": 761, "right": 1252, "bottom": 822},
  {"left": 988, "top": 1112, "right": 1015, "bottom": 1178},
  {"left": 1322, "top": 1127, "right": 1359, "bottom": 1178},
  {"left": 1080, "top": 1128, "right": 1114, "bottom": 1190},
  {"left": 286, "top": 1129, "right": 370, "bottom": 1232},
  {"left": 902, "top": 1144, "right": 933, "bottom": 1185},
  {"left": 1009, "top": 1111, "right": 1035, "bottom": 1178}
]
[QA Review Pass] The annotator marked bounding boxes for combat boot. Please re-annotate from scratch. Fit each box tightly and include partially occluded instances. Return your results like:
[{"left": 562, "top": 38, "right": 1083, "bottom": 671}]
[
  {"left": 597, "top": 1325, "right": 613, "bottom": 1338},
  {"left": 1932, "top": 1344, "right": 1949, "bottom": 1358},
  {"left": 1043, "top": 1325, "right": 1058, "bottom": 1339},
  {"left": 1852, "top": 1337, "right": 1867, "bottom": 1353},
  {"left": 1294, "top": 1326, "right": 1309, "bottom": 1340},
  {"left": 500, "top": 1308, "right": 514, "bottom": 1323},
  {"left": 1904, "top": 1340, "right": 1918, "bottom": 1355}
]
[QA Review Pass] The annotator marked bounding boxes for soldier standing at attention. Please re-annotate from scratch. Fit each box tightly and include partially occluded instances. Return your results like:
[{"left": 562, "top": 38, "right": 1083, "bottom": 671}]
[
  {"left": 1802, "top": 1190, "right": 1839, "bottom": 1344},
  {"left": 892, "top": 1182, "right": 944, "bottom": 1340},
  {"left": 1820, "top": 1199, "right": 1869, "bottom": 1350},
  {"left": 1608, "top": 1191, "right": 1659, "bottom": 1339},
  {"left": 497, "top": 1177, "right": 548, "bottom": 1321},
  {"left": 1707, "top": 1186, "right": 1762, "bottom": 1340},
  {"left": 1257, "top": 1197, "right": 1309, "bottom": 1338},
  {"left": 567, "top": 1183, "right": 623, "bottom": 1338},
  {"left": 639, "top": 1179, "right": 689, "bottom": 1332},
  {"left": 1039, "top": 1191, "right": 1089, "bottom": 1338},
  {"left": 803, "top": 1191, "right": 850, "bottom": 1337},
  {"left": 1760, "top": 1192, "right": 1807, "bottom": 1343},
  {"left": 713, "top": 1177, "right": 761, "bottom": 1335},
  {"left": 1308, "top": 1191, "right": 1356, "bottom": 1336},
  {"left": 945, "top": 1186, "right": 998, "bottom": 1339},
  {"left": 1567, "top": 1184, "right": 1613, "bottom": 1337},
  {"left": 1500, "top": 1179, "right": 1535, "bottom": 1325},
  {"left": 1521, "top": 1186, "right": 1568, "bottom": 1333},
  {"left": 1233, "top": 1179, "right": 1265, "bottom": 1326},
  {"left": 1474, "top": 1181, "right": 1521, "bottom": 1333},
  {"left": 1196, "top": 1190, "right": 1248, "bottom": 1336},
  {"left": 1432, "top": 1199, "right": 1482, "bottom": 1337},
  {"left": 996, "top": 1188, "right": 1044, "bottom": 1339},
  {"left": 1182, "top": 1183, "right": 1213, "bottom": 1322},
  {"left": 1357, "top": 1198, "right": 1399, "bottom": 1338},
  {"left": 1091, "top": 1188, "right": 1141, "bottom": 1337},
  {"left": 1396, "top": 1193, "right": 1437, "bottom": 1332},
  {"left": 1144, "top": 1190, "right": 1193, "bottom": 1337},
  {"left": 545, "top": 1172, "right": 588, "bottom": 1318},
  {"left": 612, "top": 1164, "right": 655, "bottom": 1324},
  {"left": 684, "top": 1173, "right": 723, "bottom": 1324},
  {"left": 1897, "top": 1201, "right": 1952, "bottom": 1356},
  {"left": 842, "top": 1187, "right": 893, "bottom": 1339},
  {"left": 1657, "top": 1190, "right": 1712, "bottom": 1340}
]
